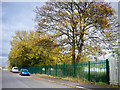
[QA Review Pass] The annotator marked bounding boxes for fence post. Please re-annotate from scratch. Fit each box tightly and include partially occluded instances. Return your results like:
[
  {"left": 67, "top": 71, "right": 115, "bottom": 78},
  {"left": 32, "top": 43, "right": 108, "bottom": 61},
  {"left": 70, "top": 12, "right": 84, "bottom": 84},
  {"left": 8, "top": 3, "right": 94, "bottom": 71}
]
[
  {"left": 63, "top": 63, "right": 65, "bottom": 77},
  {"left": 106, "top": 59, "right": 110, "bottom": 84},
  {"left": 56, "top": 64, "right": 57, "bottom": 76},
  {"left": 40, "top": 66, "right": 41, "bottom": 74},
  {"left": 41, "top": 66, "right": 43, "bottom": 74},
  {"left": 39, "top": 66, "right": 40, "bottom": 74},
  {"left": 74, "top": 63, "right": 76, "bottom": 77},
  {"left": 88, "top": 61, "right": 90, "bottom": 81}
]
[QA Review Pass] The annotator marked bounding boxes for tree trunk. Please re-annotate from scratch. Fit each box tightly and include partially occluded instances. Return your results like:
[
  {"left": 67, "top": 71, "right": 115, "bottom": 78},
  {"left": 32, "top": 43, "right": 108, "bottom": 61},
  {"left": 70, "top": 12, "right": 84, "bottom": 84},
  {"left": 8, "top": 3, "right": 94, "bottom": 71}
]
[
  {"left": 72, "top": 39, "right": 76, "bottom": 63},
  {"left": 76, "top": 33, "right": 84, "bottom": 63},
  {"left": 71, "top": 2, "right": 76, "bottom": 64}
]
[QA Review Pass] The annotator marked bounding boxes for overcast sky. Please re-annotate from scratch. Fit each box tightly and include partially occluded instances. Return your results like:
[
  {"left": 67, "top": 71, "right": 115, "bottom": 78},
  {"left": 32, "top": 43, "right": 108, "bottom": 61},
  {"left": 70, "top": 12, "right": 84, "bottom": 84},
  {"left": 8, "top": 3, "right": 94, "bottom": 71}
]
[
  {"left": 1, "top": 2, "right": 45, "bottom": 67},
  {"left": 0, "top": 1, "right": 119, "bottom": 67}
]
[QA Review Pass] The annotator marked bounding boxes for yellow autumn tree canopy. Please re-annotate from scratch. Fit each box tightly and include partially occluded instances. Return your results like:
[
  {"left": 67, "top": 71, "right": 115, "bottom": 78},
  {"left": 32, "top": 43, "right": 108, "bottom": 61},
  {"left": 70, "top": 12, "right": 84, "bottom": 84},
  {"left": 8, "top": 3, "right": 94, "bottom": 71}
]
[{"left": 34, "top": 2, "right": 118, "bottom": 63}]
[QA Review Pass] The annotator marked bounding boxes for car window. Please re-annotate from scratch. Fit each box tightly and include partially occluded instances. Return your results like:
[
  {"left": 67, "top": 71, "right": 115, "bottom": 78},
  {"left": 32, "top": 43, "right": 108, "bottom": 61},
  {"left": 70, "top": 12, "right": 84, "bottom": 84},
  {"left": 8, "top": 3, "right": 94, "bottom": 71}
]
[
  {"left": 14, "top": 68, "right": 18, "bottom": 69},
  {"left": 22, "top": 69, "right": 28, "bottom": 71}
]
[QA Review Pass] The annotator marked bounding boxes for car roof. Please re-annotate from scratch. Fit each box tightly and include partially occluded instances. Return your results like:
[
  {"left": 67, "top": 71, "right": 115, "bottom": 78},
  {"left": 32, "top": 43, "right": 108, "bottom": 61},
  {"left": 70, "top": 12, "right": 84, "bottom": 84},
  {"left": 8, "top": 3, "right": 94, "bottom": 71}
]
[
  {"left": 12, "top": 67, "right": 18, "bottom": 69},
  {"left": 21, "top": 69, "right": 28, "bottom": 70}
]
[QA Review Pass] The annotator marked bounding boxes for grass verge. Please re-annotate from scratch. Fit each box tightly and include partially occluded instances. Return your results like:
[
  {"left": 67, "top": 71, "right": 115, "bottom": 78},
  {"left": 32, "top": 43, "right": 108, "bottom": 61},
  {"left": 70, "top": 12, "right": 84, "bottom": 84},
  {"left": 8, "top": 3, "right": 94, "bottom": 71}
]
[{"left": 32, "top": 73, "right": 118, "bottom": 87}]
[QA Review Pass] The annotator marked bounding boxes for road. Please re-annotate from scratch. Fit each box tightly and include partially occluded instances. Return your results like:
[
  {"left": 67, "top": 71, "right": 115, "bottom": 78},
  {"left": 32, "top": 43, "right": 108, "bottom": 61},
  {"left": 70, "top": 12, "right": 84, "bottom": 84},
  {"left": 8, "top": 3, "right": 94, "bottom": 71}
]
[
  {"left": 0, "top": 70, "right": 2, "bottom": 89},
  {"left": 2, "top": 70, "right": 70, "bottom": 88}
]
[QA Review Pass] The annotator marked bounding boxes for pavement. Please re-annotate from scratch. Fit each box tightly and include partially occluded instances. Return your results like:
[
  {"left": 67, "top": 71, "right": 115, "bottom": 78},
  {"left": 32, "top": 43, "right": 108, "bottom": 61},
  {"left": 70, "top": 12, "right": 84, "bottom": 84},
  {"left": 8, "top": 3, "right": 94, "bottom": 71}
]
[{"left": 32, "top": 74, "right": 120, "bottom": 90}]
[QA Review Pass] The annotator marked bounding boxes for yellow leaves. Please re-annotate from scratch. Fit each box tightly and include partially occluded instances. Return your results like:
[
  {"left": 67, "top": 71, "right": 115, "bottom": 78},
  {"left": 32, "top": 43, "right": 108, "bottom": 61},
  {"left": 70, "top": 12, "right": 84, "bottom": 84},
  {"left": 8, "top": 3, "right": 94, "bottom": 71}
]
[
  {"left": 73, "top": 12, "right": 78, "bottom": 15},
  {"left": 57, "top": 11, "right": 69, "bottom": 16},
  {"left": 84, "top": 32, "right": 88, "bottom": 35},
  {"left": 82, "top": 37, "right": 86, "bottom": 40},
  {"left": 83, "top": 23, "right": 86, "bottom": 27},
  {"left": 53, "top": 57, "right": 57, "bottom": 60},
  {"left": 88, "top": 57, "right": 92, "bottom": 61},
  {"left": 42, "top": 6, "right": 47, "bottom": 10},
  {"left": 50, "top": 6, "right": 54, "bottom": 10},
  {"left": 100, "top": 7, "right": 104, "bottom": 11},
  {"left": 13, "top": 36, "right": 18, "bottom": 39},
  {"left": 78, "top": 23, "right": 82, "bottom": 27},
  {"left": 112, "top": 34, "right": 117, "bottom": 37},
  {"left": 85, "top": 51, "right": 88, "bottom": 53},
  {"left": 29, "top": 54, "right": 34, "bottom": 59},
  {"left": 62, "top": 11, "right": 68, "bottom": 15},
  {"left": 79, "top": 54, "right": 92, "bottom": 62},
  {"left": 41, "top": 36, "right": 48, "bottom": 40},
  {"left": 73, "top": 19, "right": 78, "bottom": 23}
]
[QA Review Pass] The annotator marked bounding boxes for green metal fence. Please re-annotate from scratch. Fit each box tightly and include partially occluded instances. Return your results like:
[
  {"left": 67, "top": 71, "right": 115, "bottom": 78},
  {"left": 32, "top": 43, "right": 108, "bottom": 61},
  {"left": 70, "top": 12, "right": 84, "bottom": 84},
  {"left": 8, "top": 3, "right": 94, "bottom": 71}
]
[{"left": 19, "top": 59, "right": 109, "bottom": 84}]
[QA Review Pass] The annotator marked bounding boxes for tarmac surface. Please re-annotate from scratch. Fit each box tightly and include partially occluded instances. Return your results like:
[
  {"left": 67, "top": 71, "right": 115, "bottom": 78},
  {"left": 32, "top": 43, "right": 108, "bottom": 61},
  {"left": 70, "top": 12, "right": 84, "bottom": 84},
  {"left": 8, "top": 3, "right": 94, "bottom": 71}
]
[
  {"left": 0, "top": 70, "right": 2, "bottom": 90},
  {"left": 2, "top": 70, "right": 71, "bottom": 88},
  {"left": 1, "top": 70, "right": 120, "bottom": 90}
]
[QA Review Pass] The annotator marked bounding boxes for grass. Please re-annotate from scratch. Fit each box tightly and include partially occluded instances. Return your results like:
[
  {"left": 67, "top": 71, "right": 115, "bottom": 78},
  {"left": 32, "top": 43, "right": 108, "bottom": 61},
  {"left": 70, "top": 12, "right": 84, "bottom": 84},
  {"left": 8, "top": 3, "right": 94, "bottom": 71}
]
[
  {"left": 32, "top": 73, "right": 120, "bottom": 87},
  {"left": 94, "top": 82, "right": 107, "bottom": 85},
  {"left": 32, "top": 73, "right": 99, "bottom": 84}
]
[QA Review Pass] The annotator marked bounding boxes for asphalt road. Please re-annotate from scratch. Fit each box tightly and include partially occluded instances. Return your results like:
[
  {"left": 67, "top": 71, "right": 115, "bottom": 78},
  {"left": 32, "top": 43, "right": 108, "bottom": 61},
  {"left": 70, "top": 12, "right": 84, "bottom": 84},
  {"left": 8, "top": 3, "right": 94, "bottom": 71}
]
[
  {"left": 2, "top": 70, "right": 70, "bottom": 88},
  {"left": 0, "top": 70, "right": 2, "bottom": 89}
]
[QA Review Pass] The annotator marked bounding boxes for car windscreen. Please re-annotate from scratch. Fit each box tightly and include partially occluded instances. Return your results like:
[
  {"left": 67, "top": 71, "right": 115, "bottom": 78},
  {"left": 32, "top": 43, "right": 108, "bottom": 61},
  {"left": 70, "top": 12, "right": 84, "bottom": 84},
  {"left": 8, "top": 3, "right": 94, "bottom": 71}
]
[
  {"left": 14, "top": 68, "right": 18, "bottom": 69},
  {"left": 22, "top": 69, "right": 28, "bottom": 71}
]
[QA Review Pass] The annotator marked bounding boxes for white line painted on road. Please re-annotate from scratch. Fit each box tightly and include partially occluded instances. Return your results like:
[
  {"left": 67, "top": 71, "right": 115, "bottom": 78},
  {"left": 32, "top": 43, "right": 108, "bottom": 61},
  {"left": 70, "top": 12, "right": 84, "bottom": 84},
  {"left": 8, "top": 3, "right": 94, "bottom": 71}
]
[
  {"left": 76, "top": 86, "right": 84, "bottom": 88},
  {"left": 76, "top": 86, "right": 92, "bottom": 90}
]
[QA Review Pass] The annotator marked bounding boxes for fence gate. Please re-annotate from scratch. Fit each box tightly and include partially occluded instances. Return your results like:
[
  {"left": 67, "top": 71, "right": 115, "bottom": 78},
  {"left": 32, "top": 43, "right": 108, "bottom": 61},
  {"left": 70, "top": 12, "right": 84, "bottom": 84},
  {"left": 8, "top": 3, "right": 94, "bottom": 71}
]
[{"left": 109, "top": 56, "right": 119, "bottom": 85}]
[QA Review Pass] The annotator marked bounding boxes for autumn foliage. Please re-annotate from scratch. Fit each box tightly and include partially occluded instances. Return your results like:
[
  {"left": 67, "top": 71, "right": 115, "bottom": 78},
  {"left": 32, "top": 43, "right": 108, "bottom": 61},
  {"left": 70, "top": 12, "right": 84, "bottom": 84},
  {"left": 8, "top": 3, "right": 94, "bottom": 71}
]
[{"left": 8, "top": 1, "right": 118, "bottom": 67}]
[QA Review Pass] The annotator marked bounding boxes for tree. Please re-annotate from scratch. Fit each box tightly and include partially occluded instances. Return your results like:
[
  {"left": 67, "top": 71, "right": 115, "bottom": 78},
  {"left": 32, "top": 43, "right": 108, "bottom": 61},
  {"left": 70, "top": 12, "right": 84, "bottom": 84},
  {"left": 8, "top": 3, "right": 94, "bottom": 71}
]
[
  {"left": 34, "top": 1, "right": 118, "bottom": 63},
  {"left": 9, "top": 31, "right": 29, "bottom": 67},
  {"left": 112, "top": 48, "right": 120, "bottom": 57},
  {"left": 8, "top": 30, "right": 60, "bottom": 67}
]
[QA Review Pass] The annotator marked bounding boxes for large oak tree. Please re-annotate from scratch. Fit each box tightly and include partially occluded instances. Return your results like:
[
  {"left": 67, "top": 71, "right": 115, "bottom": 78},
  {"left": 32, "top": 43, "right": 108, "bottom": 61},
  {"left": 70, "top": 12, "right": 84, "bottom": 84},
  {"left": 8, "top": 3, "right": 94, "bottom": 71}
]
[{"left": 35, "top": 1, "right": 118, "bottom": 63}]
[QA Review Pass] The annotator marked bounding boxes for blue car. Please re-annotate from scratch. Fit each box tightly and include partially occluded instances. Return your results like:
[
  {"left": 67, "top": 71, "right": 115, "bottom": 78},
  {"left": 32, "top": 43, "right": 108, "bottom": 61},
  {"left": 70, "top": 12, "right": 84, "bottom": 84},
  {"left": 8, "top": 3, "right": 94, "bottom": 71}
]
[{"left": 20, "top": 69, "right": 30, "bottom": 76}]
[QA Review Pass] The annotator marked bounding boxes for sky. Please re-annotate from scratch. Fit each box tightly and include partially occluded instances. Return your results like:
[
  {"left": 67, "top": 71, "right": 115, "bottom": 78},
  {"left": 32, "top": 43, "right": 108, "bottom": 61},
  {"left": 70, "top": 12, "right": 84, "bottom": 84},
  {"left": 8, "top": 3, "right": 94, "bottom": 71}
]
[
  {"left": 1, "top": 2, "right": 45, "bottom": 67},
  {"left": 0, "top": 1, "right": 119, "bottom": 67}
]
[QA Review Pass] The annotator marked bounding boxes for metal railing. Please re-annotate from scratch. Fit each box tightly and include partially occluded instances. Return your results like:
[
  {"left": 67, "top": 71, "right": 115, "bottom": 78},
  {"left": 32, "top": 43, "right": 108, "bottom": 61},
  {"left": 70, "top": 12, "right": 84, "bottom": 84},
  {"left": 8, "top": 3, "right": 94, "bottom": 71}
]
[{"left": 19, "top": 59, "right": 109, "bottom": 84}]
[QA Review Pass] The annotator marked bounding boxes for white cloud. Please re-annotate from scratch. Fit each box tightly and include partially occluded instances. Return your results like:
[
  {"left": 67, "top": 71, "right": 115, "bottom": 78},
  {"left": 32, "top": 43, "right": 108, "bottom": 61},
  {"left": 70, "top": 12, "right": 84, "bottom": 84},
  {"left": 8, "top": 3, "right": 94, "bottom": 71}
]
[
  {"left": 0, "top": 56, "right": 8, "bottom": 59},
  {"left": 1, "top": 2, "right": 43, "bottom": 59},
  {"left": 2, "top": 22, "right": 35, "bottom": 32}
]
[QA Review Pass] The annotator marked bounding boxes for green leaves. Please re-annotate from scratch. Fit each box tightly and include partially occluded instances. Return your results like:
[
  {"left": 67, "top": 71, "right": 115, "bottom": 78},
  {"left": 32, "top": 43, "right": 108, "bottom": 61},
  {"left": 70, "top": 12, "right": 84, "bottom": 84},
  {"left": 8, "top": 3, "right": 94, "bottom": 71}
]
[
  {"left": 112, "top": 48, "right": 120, "bottom": 57},
  {"left": 9, "top": 31, "right": 58, "bottom": 67},
  {"left": 35, "top": 2, "right": 117, "bottom": 63},
  {"left": 8, "top": 2, "right": 118, "bottom": 67}
]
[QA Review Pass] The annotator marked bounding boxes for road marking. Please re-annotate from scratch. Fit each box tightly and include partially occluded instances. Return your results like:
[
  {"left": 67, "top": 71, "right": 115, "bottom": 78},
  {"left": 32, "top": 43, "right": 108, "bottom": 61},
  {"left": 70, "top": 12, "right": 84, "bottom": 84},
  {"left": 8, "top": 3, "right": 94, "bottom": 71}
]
[
  {"left": 76, "top": 86, "right": 92, "bottom": 90},
  {"left": 76, "top": 86, "right": 84, "bottom": 88}
]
